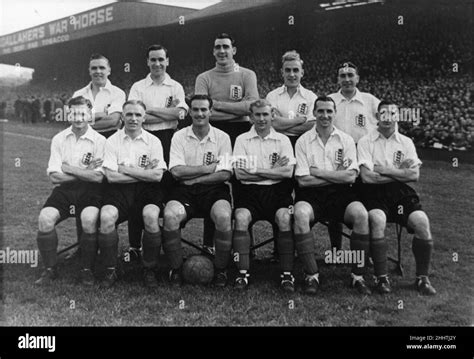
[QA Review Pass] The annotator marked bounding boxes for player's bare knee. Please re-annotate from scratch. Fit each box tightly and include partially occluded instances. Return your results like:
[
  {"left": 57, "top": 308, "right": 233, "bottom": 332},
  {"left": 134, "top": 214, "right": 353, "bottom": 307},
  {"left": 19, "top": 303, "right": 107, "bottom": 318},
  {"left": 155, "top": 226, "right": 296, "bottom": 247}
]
[
  {"left": 369, "top": 210, "right": 386, "bottom": 236},
  {"left": 163, "top": 206, "right": 181, "bottom": 230},
  {"left": 80, "top": 210, "right": 99, "bottom": 233},
  {"left": 213, "top": 209, "right": 232, "bottom": 231},
  {"left": 38, "top": 209, "right": 58, "bottom": 232},
  {"left": 234, "top": 209, "right": 251, "bottom": 230},
  {"left": 99, "top": 206, "right": 118, "bottom": 233},
  {"left": 275, "top": 209, "right": 291, "bottom": 231},
  {"left": 142, "top": 206, "right": 160, "bottom": 232},
  {"left": 409, "top": 211, "right": 431, "bottom": 239},
  {"left": 294, "top": 205, "right": 311, "bottom": 226}
]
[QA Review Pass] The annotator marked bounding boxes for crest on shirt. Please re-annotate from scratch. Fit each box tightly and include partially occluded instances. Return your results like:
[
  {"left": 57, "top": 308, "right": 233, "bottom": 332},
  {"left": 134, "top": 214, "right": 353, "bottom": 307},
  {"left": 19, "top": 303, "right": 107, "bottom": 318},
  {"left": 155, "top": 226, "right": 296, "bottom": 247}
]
[
  {"left": 393, "top": 151, "right": 404, "bottom": 166},
  {"left": 334, "top": 148, "right": 343, "bottom": 164},
  {"left": 230, "top": 85, "right": 243, "bottom": 100},
  {"left": 138, "top": 154, "right": 150, "bottom": 168},
  {"left": 82, "top": 152, "right": 93, "bottom": 166},
  {"left": 165, "top": 96, "right": 174, "bottom": 108},
  {"left": 203, "top": 152, "right": 216, "bottom": 165},
  {"left": 269, "top": 152, "right": 280, "bottom": 166},
  {"left": 297, "top": 103, "right": 308, "bottom": 115},
  {"left": 355, "top": 114, "right": 366, "bottom": 127}
]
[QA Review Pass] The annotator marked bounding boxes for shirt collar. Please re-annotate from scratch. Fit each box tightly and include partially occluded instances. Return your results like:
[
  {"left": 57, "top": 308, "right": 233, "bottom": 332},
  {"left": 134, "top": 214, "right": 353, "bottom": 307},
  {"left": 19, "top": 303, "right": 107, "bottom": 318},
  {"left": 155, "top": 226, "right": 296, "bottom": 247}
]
[
  {"left": 278, "top": 84, "right": 306, "bottom": 97},
  {"left": 247, "top": 125, "right": 279, "bottom": 140},
  {"left": 309, "top": 125, "right": 343, "bottom": 142},
  {"left": 65, "top": 125, "right": 95, "bottom": 141},
  {"left": 186, "top": 125, "right": 217, "bottom": 143},
  {"left": 337, "top": 88, "right": 364, "bottom": 104},
  {"left": 88, "top": 79, "right": 113, "bottom": 92},
  {"left": 121, "top": 128, "right": 149, "bottom": 144},
  {"left": 145, "top": 73, "right": 172, "bottom": 87},
  {"left": 371, "top": 129, "right": 402, "bottom": 143}
]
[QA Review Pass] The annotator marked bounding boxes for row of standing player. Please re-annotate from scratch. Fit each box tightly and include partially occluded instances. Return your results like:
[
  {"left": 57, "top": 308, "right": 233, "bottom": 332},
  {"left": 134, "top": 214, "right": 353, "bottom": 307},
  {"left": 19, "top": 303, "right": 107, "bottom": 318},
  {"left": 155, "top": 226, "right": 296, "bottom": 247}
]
[{"left": 35, "top": 33, "right": 436, "bottom": 295}]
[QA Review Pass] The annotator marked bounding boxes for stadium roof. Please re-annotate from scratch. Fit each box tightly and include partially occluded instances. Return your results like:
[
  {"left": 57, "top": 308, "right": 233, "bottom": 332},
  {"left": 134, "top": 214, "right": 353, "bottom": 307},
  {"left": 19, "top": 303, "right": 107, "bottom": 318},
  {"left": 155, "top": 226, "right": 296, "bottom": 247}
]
[
  {"left": 0, "top": 2, "right": 196, "bottom": 56},
  {"left": 176, "top": 0, "right": 287, "bottom": 24}
]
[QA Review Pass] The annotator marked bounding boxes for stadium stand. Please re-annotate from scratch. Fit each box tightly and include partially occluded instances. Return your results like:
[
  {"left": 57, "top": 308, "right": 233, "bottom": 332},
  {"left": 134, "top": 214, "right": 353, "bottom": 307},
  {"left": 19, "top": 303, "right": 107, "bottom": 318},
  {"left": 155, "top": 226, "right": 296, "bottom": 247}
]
[{"left": 1, "top": 0, "right": 472, "bottom": 152}]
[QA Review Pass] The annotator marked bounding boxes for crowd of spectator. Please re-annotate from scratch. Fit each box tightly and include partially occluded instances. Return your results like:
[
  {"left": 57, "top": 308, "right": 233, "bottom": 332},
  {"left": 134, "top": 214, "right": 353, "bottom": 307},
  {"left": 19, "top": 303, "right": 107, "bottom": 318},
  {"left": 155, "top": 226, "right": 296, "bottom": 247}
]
[{"left": 1, "top": 2, "right": 472, "bottom": 151}]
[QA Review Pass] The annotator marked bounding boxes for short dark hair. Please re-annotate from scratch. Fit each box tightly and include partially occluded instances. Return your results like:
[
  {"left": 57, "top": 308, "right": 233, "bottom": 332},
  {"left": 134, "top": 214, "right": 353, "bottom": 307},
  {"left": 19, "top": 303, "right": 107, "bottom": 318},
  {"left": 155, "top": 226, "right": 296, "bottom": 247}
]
[
  {"left": 123, "top": 99, "right": 147, "bottom": 111},
  {"left": 146, "top": 44, "right": 168, "bottom": 59},
  {"left": 250, "top": 99, "right": 272, "bottom": 113},
  {"left": 190, "top": 94, "right": 213, "bottom": 109},
  {"left": 377, "top": 99, "right": 398, "bottom": 112},
  {"left": 89, "top": 53, "right": 110, "bottom": 67},
  {"left": 215, "top": 33, "right": 235, "bottom": 46},
  {"left": 338, "top": 61, "right": 358, "bottom": 75},
  {"left": 68, "top": 96, "right": 92, "bottom": 109},
  {"left": 314, "top": 96, "right": 336, "bottom": 111}
]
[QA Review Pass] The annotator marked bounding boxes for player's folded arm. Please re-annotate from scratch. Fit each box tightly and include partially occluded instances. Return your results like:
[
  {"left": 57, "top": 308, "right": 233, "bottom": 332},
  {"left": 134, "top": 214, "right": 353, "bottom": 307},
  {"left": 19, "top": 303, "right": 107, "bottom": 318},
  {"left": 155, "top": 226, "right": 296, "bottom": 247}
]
[
  {"left": 191, "top": 169, "right": 231, "bottom": 185},
  {"left": 63, "top": 165, "right": 104, "bottom": 183},
  {"left": 146, "top": 107, "right": 186, "bottom": 122},
  {"left": 313, "top": 168, "right": 357, "bottom": 184},
  {"left": 121, "top": 166, "right": 164, "bottom": 182},
  {"left": 234, "top": 168, "right": 264, "bottom": 181},
  {"left": 257, "top": 165, "right": 294, "bottom": 180},
  {"left": 296, "top": 174, "right": 332, "bottom": 188},
  {"left": 104, "top": 167, "right": 137, "bottom": 184},
  {"left": 48, "top": 171, "right": 78, "bottom": 185},
  {"left": 359, "top": 165, "right": 393, "bottom": 184},
  {"left": 92, "top": 112, "right": 122, "bottom": 130},
  {"left": 383, "top": 166, "right": 420, "bottom": 183},
  {"left": 170, "top": 164, "right": 212, "bottom": 180}
]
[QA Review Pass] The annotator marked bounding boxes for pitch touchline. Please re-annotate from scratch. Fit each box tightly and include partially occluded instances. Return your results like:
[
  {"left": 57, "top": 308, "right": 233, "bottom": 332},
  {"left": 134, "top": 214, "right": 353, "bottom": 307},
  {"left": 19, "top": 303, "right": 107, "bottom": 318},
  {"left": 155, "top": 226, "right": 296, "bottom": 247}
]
[{"left": 4, "top": 132, "right": 51, "bottom": 142}]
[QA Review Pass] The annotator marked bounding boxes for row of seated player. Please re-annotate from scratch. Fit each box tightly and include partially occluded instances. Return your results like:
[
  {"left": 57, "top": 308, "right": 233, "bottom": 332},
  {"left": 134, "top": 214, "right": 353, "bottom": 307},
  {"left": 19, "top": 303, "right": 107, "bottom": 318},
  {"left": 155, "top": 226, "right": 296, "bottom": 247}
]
[{"left": 34, "top": 94, "right": 436, "bottom": 297}]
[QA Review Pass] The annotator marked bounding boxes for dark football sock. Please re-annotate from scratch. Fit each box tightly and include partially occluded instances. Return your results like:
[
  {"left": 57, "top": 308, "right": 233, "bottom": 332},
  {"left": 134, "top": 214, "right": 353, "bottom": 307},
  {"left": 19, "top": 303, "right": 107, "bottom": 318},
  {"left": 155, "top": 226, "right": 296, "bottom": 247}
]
[
  {"left": 36, "top": 229, "right": 59, "bottom": 268},
  {"left": 203, "top": 218, "right": 215, "bottom": 247},
  {"left": 214, "top": 229, "right": 232, "bottom": 270},
  {"left": 98, "top": 230, "right": 119, "bottom": 269},
  {"left": 142, "top": 230, "right": 162, "bottom": 269},
  {"left": 232, "top": 230, "right": 251, "bottom": 271},
  {"left": 295, "top": 232, "right": 318, "bottom": 274},
  {"left": 412, "top": 237, "right": 433, "bottom": 276},
  {"left": 277, "top": 230, "right": 294, "bottom": 272},
  {"left": 79, "top": 232, "right": 98, "bottom": 270},
  {"left": 163, "top": 229, "right": 183, "bottom": 269},
  {"left": 370, "top": 236, "right": 388, "bottom": 277},
  {"left": 350, "top": 232, "right": 369, "bottom": 275}
]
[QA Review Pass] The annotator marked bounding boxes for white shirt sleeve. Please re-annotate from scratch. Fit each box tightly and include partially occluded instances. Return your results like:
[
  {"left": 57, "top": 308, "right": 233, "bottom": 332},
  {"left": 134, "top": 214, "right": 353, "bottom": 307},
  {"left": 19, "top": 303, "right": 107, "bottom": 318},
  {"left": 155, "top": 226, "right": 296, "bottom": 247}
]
[
  {"left": 151, "top": 136, "right": 167, "bottom": 170},
  {"left": 343, "top": 136, "right": 359, "bottom": 174},
  {"left": 128, "top": 82, "right": 141, "bottom": 101},
  {"left": 405, "top": 138, "right": 422, "bottom": 167},
  {"left": 93, "top": 135, "right": 106, "bottom": 174},
  {"left": 168, "top": 132, "right": 186, "bottom": 170},
  {"left": 281, "top": 135, "right": 296, "bottom": 166},
  {"left": 174, "top": 83, "right": 189, "bottom": 112},
  {"left": 108, "top": 88, "right": 126, "bottom": 114},
  {"left": 46, "top": 135, "right": 64, "bottom": 175},
  {"left": 357, "top": 136, "right": 374, "bottom": 171},
  {"left": 102, "top": 137, "right": 119, "bottom": 172},
  {"left": 295, "top": 138, "right": 310, "bottom": 177},
  {"left": 216, "top": 134, "right": 233, "bottom": 173}
]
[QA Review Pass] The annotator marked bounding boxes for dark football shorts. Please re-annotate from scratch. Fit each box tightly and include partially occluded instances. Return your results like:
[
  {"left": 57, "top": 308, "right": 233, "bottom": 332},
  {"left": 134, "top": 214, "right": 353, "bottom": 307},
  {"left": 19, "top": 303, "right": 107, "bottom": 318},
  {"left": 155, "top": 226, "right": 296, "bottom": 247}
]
[
  {"left": 358, "top": 181, "right": 422, "bottom": 228},
  {"left": 233, "top": 181, "right": 293, "bottom": 224},
  {"left": 102, "top": 182, "right": 164, "bottom": 224},
  {"left": 167, "top": 183, "right": 231, "bottom": 223},
  {"left": 43, "top": 182, "right": 103, "bottom": 220},
  {"left": 295, "top": 184, "right": 360, "bottom": 224}
]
